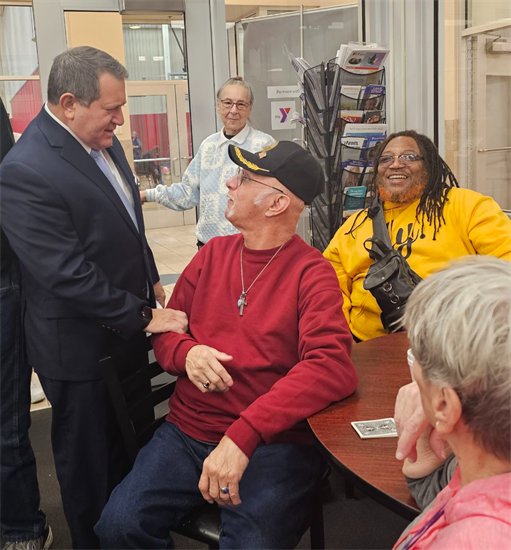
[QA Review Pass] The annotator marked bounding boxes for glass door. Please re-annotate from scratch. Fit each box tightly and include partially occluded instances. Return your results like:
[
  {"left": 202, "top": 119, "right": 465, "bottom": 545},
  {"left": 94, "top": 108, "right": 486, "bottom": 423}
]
[
  {"left": 129, "top": 92, "right": 171, "bottom": 188},
  {"left": 127, "top": 81, "right": 192, "bottom": 227},
  {"left": 123, "top": 16, "right": 193, "bottom": 229},
  {"left": 459, "top": 20, "right": 511, "bottom": 210}
]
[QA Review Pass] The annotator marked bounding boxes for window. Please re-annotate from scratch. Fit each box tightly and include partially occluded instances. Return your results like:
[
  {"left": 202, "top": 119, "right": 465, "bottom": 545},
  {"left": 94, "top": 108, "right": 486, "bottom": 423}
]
[
  {"left": 445, "top": 0, "right": 511, "bottom": 209},
  {"left": 122, "top": 21, "right": 187, "bottom": 82},
  {"left": 0, "top": 3, "right": 42, "bottom": 135}
]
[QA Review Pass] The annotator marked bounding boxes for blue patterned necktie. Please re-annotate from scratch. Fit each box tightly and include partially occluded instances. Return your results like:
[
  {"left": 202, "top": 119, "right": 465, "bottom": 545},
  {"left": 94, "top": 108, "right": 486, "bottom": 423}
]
[{"left": 90, "top": 149, "right": 139, "bottom": 232}]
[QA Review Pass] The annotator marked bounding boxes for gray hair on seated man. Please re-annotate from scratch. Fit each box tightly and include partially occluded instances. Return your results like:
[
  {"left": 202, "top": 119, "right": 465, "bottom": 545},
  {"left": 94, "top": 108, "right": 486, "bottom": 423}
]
[{"left": 404, "top": 255, "right": 510, "bottom": 461}]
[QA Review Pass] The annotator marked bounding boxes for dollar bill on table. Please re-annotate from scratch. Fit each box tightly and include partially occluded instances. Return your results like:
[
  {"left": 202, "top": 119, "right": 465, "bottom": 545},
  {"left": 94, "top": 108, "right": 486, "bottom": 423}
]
[{"left": 351, "top": 418, "right": 398, "bottom": 439}]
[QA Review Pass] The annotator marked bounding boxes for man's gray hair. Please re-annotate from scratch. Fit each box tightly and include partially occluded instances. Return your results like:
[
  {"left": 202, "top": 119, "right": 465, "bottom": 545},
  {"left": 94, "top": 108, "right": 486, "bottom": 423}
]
[
  {"left": 47, "top": 46, "right": 128, "bottom": 107},
  {"left": 253, "top": 188, "right": 276, "bottom": 206},
  {"left": 216, "top": 76, "right": 254, "bottom": 105},
  {"left": 404, "top": 256, "right": 511, "bottom": 461}
]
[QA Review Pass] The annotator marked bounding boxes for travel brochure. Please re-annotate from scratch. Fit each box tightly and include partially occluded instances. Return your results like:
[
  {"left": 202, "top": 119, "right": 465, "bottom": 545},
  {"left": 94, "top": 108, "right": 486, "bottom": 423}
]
[
  {"left": 339, "top": 110, "right": 385, "bottom": 124},
  {"left": 340, "top": 85, "right": 385, "bottom": 108},
  {"left": 330, "top": 109, "right": 387, "bottom": 155},
  {"left": 331, "top": 81, "right": 386, "bottom": 129},
  {"left": 340, "top": 124, "right": 387, "bottom": 162},
  {"left": 337, "top": 123, "right": 387, "bottom": 215},
  {"left": 344, "top": 185, "right": 368, "bottom": 212},
  {"left": 335, "top": 42, "right": 389, "bottom": 74},
  {"left": 329, "top": 42, "right": 388, "bottom": 104}
]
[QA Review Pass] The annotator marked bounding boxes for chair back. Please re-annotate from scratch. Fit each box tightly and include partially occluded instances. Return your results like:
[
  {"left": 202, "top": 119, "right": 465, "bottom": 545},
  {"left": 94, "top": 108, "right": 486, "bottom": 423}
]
[{"left": 100, "top": 344, "right": 175, "bottom": 465}]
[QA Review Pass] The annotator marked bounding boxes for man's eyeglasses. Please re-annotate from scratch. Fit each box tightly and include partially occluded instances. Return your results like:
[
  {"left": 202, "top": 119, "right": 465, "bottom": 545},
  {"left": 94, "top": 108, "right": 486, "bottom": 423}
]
[
  {"left": 378, "top": 154, "right": 424, "bottom": 166},
  {"left": 219, "top": 99, "right": 250, "bottom": 112},
  {"left": 236, "top": 168, "right": 286, "bottom": 195}
]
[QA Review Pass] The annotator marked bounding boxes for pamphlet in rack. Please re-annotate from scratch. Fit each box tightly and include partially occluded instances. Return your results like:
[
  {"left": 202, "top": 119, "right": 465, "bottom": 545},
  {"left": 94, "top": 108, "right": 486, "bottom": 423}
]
[
  {"left": 363, "top": 110, "right": 385, "bottom": 124},
  {"left": 344, "top": 186, "right": 368, "bottom": 211},
  {"left": 339, "top": 86, "right": 360, "bottom": 109},
  {"left": 336, "top": 42, "right": 389, "bottom": 74},
  {"left": 287, "top": 48, "right": 325, "bottom": 111}
]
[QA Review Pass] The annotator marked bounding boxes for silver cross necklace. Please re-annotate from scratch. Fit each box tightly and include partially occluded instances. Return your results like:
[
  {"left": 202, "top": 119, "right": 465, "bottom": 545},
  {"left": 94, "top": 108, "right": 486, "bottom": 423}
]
[{"left": 237, "top": 242, "right": 286, "bottom": 316}]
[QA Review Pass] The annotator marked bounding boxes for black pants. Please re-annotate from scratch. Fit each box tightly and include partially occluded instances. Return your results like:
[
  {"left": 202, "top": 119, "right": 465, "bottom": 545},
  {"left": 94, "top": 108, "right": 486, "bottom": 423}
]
[
  {"left": 38, "top": 376, "right": 131, "bottom": 549},
  {"left": 197, "top": 240, "right": 205, "bottom": 250}
]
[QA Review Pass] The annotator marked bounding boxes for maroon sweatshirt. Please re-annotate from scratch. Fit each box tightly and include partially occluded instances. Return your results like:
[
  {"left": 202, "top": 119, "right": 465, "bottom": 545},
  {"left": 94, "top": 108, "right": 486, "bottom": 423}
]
[{"left": 152, "top": 233, "right": 358, "bottom": 458}]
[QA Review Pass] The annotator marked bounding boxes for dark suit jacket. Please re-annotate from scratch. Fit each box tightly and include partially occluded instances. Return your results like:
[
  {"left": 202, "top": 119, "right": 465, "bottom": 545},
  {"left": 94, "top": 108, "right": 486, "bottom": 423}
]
[
  {"left": 0, "top": 98, "right": 16, "bottom": 274},
  {"left": 0, "top": 107, "right": 158, "bottom": 381}
]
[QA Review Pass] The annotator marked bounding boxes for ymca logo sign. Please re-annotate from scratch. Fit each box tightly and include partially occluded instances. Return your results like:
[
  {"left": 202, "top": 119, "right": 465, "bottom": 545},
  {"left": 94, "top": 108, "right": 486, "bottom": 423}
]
[
  {"left": 279, "top": 107, "right": 291, "bottom": 123},
  {"left": 271, "top": 101, "right": 296, "bottom": 130}
]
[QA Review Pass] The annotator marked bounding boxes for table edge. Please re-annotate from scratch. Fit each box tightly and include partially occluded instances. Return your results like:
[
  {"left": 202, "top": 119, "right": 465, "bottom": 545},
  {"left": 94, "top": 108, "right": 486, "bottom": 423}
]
[{"left": 307, "top": 422, "right": 420, "bottom": 521}]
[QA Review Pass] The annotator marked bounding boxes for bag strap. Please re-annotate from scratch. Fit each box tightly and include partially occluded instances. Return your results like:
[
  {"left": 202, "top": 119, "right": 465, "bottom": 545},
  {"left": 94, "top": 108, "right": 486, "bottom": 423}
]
[
  {"left": 367, "top": 200, "right": 393, "bottom": 248},
  {"left": 363, "top": 237, "right": 392, "bottom": 260},
  {"left": 365, "top": 199, "right": 423, "bottom": 286}
]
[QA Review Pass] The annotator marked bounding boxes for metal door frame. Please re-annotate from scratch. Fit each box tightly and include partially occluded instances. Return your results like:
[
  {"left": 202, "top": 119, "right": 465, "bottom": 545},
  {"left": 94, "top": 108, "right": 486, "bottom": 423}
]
[
  {"left": 127, "top": 80, "right": 190, "bottom": 181},
  {"left": 459, "top": 20, "right": 511, "bottom": 199}
]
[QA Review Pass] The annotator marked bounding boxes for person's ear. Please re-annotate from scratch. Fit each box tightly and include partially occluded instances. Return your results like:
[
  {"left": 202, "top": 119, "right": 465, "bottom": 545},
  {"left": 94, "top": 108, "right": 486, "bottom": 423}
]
[
  {"left": 265, "top": 193, "right": 291, "bottom": 217},
  {"left": 60, "top": 93, "right": 78, "bottom": 121},
  {"left": 216, "top": 99, "right": 221, "bottom": 116},
  {"left": 432, "top": 386, "right": 462, "bottom": 435}
]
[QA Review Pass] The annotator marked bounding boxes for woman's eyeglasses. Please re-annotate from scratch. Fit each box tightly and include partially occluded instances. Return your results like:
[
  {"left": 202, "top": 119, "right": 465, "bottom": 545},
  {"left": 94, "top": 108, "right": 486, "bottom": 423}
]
[
  {"left": 378, "top": 154, "right": 424, "bottom": 166},
  {"left": 219, "top": 99, "right": 250, "bottom": 112}
]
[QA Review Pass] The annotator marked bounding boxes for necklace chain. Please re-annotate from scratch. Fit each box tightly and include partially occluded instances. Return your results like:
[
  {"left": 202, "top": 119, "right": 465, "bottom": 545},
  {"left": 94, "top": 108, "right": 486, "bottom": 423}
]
[{"left": 237, "top": 242, "right": 286, "bottom": 316}]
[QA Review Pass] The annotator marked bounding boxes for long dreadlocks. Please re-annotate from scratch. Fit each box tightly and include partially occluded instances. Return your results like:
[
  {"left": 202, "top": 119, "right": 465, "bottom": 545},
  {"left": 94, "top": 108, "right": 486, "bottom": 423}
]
[{"left": 347, "top": 130, "right": 459, "bottom": 239}]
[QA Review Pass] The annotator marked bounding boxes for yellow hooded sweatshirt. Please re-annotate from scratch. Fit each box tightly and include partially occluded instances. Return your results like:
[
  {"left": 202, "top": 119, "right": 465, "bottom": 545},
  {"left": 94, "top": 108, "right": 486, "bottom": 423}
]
[{"left": 324, "top": 188, "right": 511, "bottom": 341}]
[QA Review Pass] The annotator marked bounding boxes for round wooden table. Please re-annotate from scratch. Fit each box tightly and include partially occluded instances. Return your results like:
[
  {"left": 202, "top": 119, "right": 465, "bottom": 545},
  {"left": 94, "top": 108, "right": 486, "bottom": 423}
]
[{"left": 308, "top": 332, "right": 420, "bottom": 520}]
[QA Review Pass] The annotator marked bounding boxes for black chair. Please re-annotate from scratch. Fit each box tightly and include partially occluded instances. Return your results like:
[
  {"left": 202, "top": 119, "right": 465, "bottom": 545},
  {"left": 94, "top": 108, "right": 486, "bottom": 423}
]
[{"left": 101, "top": 345, "right": 327, "bottom": 549}]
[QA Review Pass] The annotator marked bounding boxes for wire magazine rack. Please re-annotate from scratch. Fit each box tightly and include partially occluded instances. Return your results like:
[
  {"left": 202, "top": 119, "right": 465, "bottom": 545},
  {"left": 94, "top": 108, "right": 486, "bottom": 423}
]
[{"left": 302, "top": 60, "right": 386, "bottom": 252}]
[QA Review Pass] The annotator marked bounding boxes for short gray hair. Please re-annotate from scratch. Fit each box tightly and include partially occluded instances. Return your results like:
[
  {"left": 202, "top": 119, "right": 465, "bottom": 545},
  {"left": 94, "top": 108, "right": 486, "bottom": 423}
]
[
  {"left": 253, "top": 188, "right": 276, "bottom": 206},
  {"left": 216, "top": 76, "right": 254, "bottom": 105},
  {"left": 47, "top": 46, "right": 128, "bottom": 107},
  {"left": 404, "top": 256, "right": 511, "bottom": 461}
]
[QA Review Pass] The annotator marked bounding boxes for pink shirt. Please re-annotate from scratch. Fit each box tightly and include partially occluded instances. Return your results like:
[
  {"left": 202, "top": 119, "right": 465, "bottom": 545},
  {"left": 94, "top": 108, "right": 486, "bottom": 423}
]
[{"left": 394, "top": 467, "right": 511, "bottom": 549}]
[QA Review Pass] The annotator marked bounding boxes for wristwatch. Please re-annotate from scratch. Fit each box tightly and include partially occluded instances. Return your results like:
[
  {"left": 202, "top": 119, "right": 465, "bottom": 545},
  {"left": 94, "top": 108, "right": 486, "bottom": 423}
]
[{"left": 141, "top": 305, "right": 153, "bottom": 328}]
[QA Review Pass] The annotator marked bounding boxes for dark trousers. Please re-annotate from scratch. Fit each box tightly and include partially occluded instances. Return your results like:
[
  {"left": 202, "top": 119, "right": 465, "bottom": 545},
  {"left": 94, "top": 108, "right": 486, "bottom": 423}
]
[
  {"left": 96, "top": 422, "right": 324, "bottom": 549},
  {"left": 0, "top": 261, "right": 46, "bottom": 542},
  {"left": 38, "top": 376, "right": 131, "bottom": 549}
]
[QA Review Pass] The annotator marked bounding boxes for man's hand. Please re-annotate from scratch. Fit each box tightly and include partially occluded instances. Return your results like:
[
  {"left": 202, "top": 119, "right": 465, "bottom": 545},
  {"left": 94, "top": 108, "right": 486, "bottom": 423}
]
[
  {"left": 153, "top": 281, "right": 166, "bottom": 308},
  {"left": 185, "top": 345, "right": 233, "bottom": 393},
  {"left": 199, "top": 436, "right": 249, "bottom": 506},
  {"left": 140, "top": 190, "right": 146, "bottom": 204},
  {"left": 394, "top": 382, "right": 445, "bottom": 462},
  {"left": 144, "top": 308, "right": 188, "bottom": 334}
]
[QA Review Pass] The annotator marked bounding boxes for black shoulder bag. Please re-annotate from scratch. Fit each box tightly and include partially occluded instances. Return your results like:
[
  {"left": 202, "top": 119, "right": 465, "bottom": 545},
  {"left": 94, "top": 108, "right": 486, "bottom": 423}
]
[{"left": 362, "top": 202, "right": 422, "bottom": 332}]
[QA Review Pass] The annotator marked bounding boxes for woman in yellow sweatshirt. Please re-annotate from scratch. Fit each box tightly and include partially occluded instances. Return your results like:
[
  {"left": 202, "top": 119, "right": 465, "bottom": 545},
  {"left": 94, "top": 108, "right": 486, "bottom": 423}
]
[{"left": 324, "top": 130, "right": 511, "bottom": 342}]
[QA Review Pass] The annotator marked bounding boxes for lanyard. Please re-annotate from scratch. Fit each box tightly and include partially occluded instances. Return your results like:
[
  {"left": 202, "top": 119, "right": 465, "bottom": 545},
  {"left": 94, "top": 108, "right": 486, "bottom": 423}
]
[{"left": 401, "top": 503, "right": 447, "bottom": 550}]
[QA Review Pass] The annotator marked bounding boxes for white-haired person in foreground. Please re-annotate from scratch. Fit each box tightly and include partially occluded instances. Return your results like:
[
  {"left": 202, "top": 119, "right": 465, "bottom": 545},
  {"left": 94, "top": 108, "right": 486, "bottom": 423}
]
[{"left": 393, "top": 256, "right": 511, "bottom": 550}]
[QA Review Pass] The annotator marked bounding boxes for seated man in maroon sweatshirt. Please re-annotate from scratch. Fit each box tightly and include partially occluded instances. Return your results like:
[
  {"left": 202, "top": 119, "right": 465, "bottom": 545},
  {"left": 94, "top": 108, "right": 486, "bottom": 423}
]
[{"left": 96, "top": 141, "right": 358, "bottom": 550}]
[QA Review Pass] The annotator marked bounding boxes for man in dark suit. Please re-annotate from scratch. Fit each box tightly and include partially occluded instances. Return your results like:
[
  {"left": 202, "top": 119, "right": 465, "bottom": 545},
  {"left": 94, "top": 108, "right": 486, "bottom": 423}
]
[{"left": 0, "top": 47, "right": 187, "bottom": 549}]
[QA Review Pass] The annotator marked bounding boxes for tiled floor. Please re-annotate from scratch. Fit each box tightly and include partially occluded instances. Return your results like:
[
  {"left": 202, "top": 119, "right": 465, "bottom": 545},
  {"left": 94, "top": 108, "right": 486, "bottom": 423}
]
[
  {"left": 146, "top": 224, "right": 198, "bottom": 300},
  {"left": 30, "top": 224, "right": 198, "bottom": 411}
]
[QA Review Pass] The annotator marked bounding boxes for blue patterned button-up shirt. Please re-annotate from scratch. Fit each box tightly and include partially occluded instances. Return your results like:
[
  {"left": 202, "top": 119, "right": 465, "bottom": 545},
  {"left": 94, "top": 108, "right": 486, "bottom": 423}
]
[{"left": 145, "top": 125, "right": 275, "bottom": 243}]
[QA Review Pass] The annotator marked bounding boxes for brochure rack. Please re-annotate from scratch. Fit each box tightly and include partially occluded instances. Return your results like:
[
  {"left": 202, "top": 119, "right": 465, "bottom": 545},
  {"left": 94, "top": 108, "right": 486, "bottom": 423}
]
[{"left": 302, "top": 61, "right": 386, "bottom": 252}]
